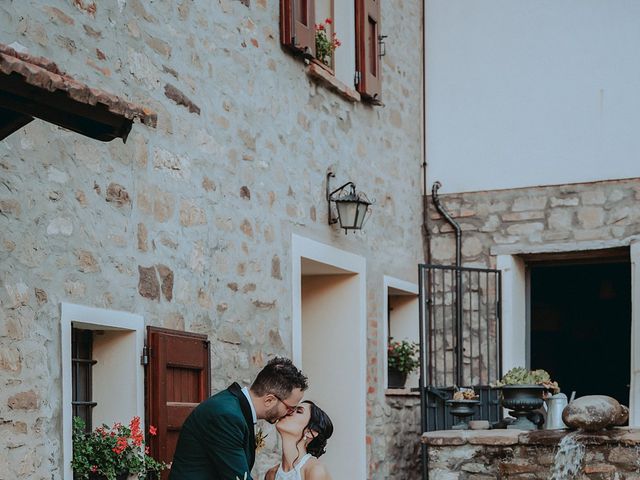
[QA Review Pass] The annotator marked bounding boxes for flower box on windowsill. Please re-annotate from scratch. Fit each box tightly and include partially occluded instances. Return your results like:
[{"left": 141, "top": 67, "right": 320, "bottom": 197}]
[
  {"left": 311, "top": 57, "right": 334, "bottom": 75},
  {"left": 306, "top": 60, "right": 361, "bottom": 103}
]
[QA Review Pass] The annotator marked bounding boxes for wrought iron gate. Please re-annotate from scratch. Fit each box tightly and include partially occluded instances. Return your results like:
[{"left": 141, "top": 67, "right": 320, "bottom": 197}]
[{"left": 418, "top": 264, "right": 503, "bottom": 477}]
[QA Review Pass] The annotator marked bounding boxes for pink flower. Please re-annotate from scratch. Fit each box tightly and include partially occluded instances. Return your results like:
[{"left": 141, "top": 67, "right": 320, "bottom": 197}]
[
  {"left": 91, "top": 466, "right": 98, "bottom": 473},
  {"left": 149, "top": 425, "right": 157, "bottom": 436}
]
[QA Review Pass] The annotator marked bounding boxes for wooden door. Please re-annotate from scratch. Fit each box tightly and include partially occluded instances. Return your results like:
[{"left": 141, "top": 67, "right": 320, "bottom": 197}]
[{"left": 146, "top": 327, "right": 210, "bottom": 479}]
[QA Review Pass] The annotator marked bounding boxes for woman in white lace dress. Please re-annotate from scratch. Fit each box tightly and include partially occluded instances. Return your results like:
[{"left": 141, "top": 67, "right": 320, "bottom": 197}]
[{"left": 264, "top": 401, "right": 333, "bottom": 480}]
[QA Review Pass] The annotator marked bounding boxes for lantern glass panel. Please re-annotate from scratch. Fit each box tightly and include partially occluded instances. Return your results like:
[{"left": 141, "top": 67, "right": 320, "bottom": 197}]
[
  {"left": 355, "top": 201, "right": 369, "bottom": 229},
  {"left": 336, "top": 200, "right": 358, "bottom": 229}
]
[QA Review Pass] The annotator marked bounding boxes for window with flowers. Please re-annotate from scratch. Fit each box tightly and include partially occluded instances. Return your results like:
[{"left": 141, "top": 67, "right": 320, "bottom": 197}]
[
  {"left": 61, "top": 303, "right": 146, "bottom": 480},
  {"left": 280, "top": 0, "right": 383, "bottom": 102}
]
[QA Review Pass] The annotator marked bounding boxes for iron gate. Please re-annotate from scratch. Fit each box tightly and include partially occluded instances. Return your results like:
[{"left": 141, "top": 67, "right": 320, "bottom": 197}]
[{"left": 418, "top": 264, "right": 503, "bottom": 476}]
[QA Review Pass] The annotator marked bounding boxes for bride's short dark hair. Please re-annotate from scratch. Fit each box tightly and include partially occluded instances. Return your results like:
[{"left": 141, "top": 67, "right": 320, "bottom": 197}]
[{"left": 303, "top": 401, "right": 333, "bottom": 458}]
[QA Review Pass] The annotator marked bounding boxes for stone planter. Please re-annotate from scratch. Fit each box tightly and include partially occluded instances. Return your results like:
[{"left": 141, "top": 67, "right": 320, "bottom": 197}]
[{"left": 500, "top": 384, "right": 545, "bottom": 430}]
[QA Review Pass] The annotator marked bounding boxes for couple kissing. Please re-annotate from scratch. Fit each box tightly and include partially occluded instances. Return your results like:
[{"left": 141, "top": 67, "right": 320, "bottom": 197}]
[{"left": 169, "top": 357, "right": 333, "bottom": 480}]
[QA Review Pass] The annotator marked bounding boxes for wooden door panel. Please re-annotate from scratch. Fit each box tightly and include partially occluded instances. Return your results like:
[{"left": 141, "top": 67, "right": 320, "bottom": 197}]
[{"left": 146, "top": 327, "right": 210, "bottom": 480}]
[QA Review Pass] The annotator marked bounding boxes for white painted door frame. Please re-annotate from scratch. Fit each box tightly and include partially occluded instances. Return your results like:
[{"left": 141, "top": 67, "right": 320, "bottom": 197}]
[
  {"left": 497, "top": 238, "right": 640, "bottom": 426},
  {"left": 291, "top": 234, "right": 367, "bottom": 479}
]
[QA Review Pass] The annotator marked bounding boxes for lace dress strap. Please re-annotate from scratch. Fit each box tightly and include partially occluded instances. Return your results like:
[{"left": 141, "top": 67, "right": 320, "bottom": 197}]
[{"left": 275, "top": 454, "right": 313, "bottom": 480}]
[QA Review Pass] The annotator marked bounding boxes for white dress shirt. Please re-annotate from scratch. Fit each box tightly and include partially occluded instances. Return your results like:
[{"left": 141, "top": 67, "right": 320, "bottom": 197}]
[{"left": 241, "top": 386, "right": 258, "bottom": 424}]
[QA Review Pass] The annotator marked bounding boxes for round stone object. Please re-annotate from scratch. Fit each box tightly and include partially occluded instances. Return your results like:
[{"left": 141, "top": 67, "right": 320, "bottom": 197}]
[
  {"left": 613, "top": 404, "right": 629, "bottom": 426},
  {"left": 562, "top": 395, "right": 623, "bottom": 431}
]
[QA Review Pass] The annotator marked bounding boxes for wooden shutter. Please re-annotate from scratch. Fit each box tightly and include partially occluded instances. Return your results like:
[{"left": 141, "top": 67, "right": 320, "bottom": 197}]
[
  {"left": 356, "top": 0, "right": 382, "bottom": 101},
  {"left": 280, "top": 0, "right": 316, "bottom": 57},
  {"left": 146, "top": 327, "right": 210, "bottom": 479}
]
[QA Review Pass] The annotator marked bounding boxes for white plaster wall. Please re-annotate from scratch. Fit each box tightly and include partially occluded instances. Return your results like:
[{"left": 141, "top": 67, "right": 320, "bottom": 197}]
[
  {"left": 301, "top": 274, "right": 365, "bottom": 480},
  {"left": 426, "top": 0, "right": 640, "bottom": 193}
]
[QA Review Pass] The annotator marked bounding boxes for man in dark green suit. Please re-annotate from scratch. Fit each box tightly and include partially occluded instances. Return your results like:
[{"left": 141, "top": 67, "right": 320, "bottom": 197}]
[{"left": 169, "top": 358, "right": 308, "bottom": 480}]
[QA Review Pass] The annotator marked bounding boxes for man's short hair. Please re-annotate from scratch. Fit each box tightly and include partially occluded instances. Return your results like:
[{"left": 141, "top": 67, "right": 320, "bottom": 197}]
[{"left": 251, "top": 357, "right": 308, "bottom": 398}]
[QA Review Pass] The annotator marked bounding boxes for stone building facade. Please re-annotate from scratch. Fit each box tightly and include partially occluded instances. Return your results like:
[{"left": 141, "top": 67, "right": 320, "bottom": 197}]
[
  {"left": 0, "top": 1, "right": 425, "bottom": 479},
  {"left": 428, "top": 179, "right": 640, "bottom": 269},
  {"left": 426, "top": 178, "right": 640, "bottom": 427}
]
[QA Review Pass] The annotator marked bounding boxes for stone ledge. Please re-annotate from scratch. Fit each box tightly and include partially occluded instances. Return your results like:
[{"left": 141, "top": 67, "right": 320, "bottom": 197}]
[
  {"left": 422, "top": 429, "right": 522, "bottom": 446},
  {"left": 306, "top": 61, "right": 361, "bottom": 103},
  {"left": 422, "top": 427, "right": 640, "bottom": 447},
  {"left": 385, "top": 388, "right": 419, "bottom": 397}
]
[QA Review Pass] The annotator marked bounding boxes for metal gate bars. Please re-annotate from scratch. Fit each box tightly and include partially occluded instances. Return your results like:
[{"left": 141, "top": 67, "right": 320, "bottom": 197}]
[{"left": 418, "top": 264, "right": 503, "bottom": 477}]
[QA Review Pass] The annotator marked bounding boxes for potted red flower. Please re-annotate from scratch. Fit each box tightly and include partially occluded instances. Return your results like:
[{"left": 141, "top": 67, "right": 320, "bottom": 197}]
[
  {"left": 71, "top": 416, "right": 167, "bottom": 480},
  {"left": 315, "top": 18, "right": 342, "bottom": 68}
]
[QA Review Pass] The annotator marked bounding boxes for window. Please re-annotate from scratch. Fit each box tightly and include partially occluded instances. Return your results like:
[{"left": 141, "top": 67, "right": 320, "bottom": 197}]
[
  {"left": 61, "top": 303, "right": 145, "bottom": 480},
  {"left": 383, "top": 277, "right": 419, "bottom": 390},
  {"left": 71, "top": 328, "right": 97, "bottom": 431},
  {"left": 281, "top": 0, "right": 382, "bottom": 102}
]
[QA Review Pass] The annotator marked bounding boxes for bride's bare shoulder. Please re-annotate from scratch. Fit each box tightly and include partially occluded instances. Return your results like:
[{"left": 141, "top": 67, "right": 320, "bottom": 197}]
[
  {"left": 303, "top": 458, "right": 332, "bottom": 480},
  {"left": 264, "top": 464, "right": 279, "bottom": 480}
]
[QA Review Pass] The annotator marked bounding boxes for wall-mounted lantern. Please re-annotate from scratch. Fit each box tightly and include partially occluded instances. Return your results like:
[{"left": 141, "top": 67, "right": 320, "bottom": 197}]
[{"left": 326, "top": 171, "right": 372, "bottom": 233}]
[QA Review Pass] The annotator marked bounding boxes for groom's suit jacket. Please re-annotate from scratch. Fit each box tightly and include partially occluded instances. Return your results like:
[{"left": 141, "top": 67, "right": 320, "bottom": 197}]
[{"left": 168, "top": 382, "right": 256, "bottom": 480}]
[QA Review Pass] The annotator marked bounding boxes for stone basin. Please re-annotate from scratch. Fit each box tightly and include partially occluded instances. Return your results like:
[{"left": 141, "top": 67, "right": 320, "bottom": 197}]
[{"left": 422, "top": 428, "right": 640, "bottom": 479}]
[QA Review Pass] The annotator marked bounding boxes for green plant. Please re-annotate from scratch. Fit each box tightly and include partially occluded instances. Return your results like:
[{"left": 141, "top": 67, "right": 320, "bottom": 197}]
[
  {"left": 72, "top": 416, "right": 167, "bottom": 480},
  {"left": 388, "top": 339, "right": 419, "bottom": 375},
  {"left": 314, "top": 18, "right": 341, "bottom": 66},
  {"left": 494, "top": 367, "right": 560, "bottom": 393}
]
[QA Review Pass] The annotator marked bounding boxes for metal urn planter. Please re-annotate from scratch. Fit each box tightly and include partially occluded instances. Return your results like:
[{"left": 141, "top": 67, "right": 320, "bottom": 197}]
[
  {"left": 445, "top": 399, "right": 480, "bottom": 430},
  {"left": 500, "top": 384, "right": 545, "bottom": 430}
]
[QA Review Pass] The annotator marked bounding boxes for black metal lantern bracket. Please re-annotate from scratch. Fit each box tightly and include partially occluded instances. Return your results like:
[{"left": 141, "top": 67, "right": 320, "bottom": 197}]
[{"left": 326, "top": 171, "right": 373, "bottom": 233}]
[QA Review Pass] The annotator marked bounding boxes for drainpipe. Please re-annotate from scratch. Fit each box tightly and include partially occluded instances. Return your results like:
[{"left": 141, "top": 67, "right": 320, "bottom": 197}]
[
  {"left": 420, "top": 3, "right": 429, "bottom": 480},
  {"left": 431, "top": 181, "right": 463, "bottom": 387}
]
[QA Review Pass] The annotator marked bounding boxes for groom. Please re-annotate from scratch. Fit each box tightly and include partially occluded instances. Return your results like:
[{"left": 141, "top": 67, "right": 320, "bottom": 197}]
[{"left": 169, "top": 357, "right": 308, "bottom": 480}]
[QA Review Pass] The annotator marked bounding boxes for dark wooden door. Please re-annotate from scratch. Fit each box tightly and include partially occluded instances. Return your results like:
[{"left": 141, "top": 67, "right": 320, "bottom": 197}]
[{"left": 146, "top": 327, "right": 210, "bottom": 479}]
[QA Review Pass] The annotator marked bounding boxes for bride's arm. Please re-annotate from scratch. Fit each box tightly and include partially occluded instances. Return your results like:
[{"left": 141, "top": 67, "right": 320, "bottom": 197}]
[{"left": 305, "top": 462, "right": 332, "bottom": 480}]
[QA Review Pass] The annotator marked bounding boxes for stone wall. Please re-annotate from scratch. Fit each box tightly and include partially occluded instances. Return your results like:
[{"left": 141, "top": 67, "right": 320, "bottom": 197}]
[
  {"left": 428, "top": 178, "right": 640, "bottom": 267},
  {"left": 0, "top": 1, "right": 424, "bottom": 478},
  {"left": 423, "top": 428, "right": 640, "bottom": 479},
  {"left": 426, "top": 178, "right": 640, "bottom": 387}
]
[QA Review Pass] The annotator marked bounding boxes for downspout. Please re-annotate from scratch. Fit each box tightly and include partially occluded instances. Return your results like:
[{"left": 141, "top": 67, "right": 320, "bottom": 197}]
[
  {"left": 421, "top": 2, "right": 431, "bottom": 265},
  {"left": 431, "top": 181, "right": 464, "bottom": 388},
  {"left": 431, "top": 181, "right": 461, "bottom": 268},
  {"left": 419, "top": 2, "right": 429, "bottom": 480}
]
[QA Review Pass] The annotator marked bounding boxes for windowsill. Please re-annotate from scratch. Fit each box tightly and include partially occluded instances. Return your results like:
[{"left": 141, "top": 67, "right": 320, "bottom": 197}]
[
  {"left": 385, "top": 388, "right": 420, "bottom": 396},
  {"left": 306, "top": 60, "right": 361, "bottom": 103}
]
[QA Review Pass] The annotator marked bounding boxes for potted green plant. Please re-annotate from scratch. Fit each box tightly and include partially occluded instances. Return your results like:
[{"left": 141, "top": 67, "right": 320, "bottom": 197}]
[
  {"left": 494, "top": 367, "right": 560, "bottom": 430},
  {"left": 71, "top": 416, "right": 167, "bottom": 480},
  {"left": 387, "top": 338, "right": 419, "bottom": 388}
]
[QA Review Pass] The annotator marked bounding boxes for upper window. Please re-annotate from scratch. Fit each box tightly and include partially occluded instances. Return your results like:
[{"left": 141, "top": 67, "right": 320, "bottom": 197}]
[{"left": 280, "top": 0, "right": 382, "bottom": 102}]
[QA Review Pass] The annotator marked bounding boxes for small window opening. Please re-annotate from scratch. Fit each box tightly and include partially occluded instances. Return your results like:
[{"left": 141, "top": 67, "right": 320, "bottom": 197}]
[{"left": 71, "top": 328, "right": 97, "bottom": 432}]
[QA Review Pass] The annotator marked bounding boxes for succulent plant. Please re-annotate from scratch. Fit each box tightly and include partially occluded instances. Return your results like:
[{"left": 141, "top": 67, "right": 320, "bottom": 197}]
[{"left": 494, "top": 367, "right": 560, "bottom": 393}]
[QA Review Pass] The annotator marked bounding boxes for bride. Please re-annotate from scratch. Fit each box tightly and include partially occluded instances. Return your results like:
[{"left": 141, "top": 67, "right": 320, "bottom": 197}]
[{"left": 265, "top": 401, "right": 333, "bottom": 480}]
